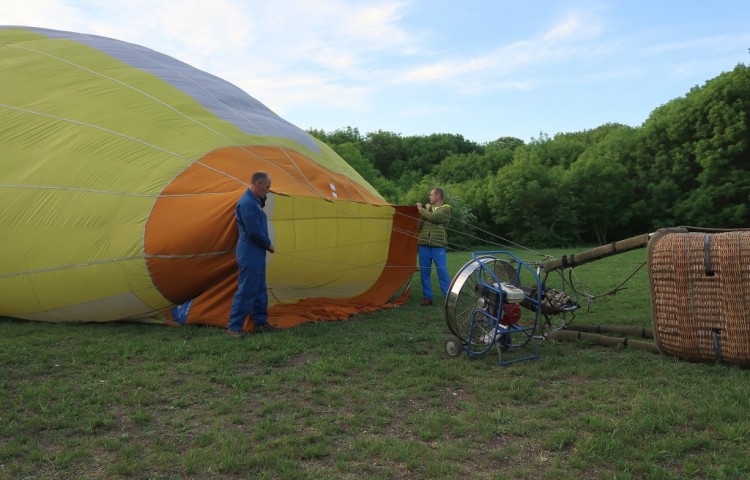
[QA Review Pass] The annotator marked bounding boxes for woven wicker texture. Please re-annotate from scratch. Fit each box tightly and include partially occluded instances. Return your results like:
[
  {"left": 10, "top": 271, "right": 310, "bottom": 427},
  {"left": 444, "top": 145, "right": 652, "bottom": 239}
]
[{"left": 649, "top": 230, "right": 750, "bottom": 365}]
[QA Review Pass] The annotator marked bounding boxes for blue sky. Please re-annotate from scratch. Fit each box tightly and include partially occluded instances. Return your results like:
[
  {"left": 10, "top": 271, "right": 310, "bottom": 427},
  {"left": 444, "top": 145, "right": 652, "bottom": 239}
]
[{"left": 6, "top": 0, "right": 750, "bottom": 143}]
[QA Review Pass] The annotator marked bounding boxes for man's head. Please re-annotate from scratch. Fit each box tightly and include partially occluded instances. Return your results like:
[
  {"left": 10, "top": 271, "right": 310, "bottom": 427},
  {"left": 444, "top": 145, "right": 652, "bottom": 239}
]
[
  {"left": 249, "top": 171, "right": 272, "bottom": 199},
  {"left": 429, "top": 187, "right": 444, "bottom": 205}
]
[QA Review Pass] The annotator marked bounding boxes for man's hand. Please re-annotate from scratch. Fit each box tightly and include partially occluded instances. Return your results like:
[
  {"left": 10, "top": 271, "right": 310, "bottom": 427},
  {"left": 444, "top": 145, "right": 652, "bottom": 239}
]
[{"left": 268, "top": 244, "right": 275, "bottom": 253}]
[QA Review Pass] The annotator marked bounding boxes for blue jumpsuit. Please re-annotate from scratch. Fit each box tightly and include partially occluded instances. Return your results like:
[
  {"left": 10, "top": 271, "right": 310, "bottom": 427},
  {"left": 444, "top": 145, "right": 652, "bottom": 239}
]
[{"left": 228, "top": 190, "right": 272, "bottom": 332}]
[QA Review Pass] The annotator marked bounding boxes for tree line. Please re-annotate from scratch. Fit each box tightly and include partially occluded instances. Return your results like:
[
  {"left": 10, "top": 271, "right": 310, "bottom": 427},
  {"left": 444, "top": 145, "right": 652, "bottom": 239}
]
[{"left": 309, "top": 64, "right": 750, "bottom": 248}]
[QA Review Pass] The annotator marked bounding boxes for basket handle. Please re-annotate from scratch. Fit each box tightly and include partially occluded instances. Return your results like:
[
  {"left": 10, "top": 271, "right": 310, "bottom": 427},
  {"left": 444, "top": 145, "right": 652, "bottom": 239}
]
[{"left": 711, "top": 329, "right": 723, "bottom": 363}]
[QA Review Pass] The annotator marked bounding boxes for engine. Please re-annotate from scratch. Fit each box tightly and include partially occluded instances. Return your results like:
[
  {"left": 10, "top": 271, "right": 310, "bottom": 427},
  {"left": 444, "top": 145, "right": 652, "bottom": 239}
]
[
  {"left": 474, "top": 282, "right": 524, "bottom": 326},
  {"left": 501, "top": 303, "right": 522, "bottom": 326}
]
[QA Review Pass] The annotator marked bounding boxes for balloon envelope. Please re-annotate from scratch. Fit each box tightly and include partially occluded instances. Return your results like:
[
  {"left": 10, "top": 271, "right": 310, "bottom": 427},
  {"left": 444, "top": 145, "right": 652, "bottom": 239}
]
[{"left": 0, "top": 26, "right": 417, "bottom": 328}]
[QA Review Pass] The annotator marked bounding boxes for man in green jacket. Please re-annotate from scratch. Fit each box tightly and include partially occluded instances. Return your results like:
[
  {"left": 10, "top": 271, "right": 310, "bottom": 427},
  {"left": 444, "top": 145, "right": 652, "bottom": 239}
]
[{"left": 416, "top": 188, "right": 452, "bottom": 306}]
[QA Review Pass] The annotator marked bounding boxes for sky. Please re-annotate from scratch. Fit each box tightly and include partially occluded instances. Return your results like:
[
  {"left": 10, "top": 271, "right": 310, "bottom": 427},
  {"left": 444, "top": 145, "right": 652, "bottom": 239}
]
[{"left": 5, "top": 0, "right": 750, "bottom": 144}]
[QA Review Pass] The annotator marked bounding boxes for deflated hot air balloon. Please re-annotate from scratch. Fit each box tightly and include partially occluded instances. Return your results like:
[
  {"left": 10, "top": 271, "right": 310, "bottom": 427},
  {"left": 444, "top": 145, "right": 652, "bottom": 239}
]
[{"left": 0, "top": 26, "right": 418, "bottom": 329}]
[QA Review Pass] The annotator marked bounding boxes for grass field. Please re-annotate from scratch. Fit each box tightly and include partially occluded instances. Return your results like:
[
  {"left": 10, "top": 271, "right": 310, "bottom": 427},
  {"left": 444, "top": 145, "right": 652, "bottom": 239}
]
[{"left": 2, "top": 247, "right": 749, "bottom": 479}]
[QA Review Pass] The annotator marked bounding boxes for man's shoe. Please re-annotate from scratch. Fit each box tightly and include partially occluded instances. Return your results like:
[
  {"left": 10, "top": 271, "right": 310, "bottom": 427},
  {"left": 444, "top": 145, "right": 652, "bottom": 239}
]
[
  {"left": 255, "top": 323, "right": 281, "bottom": 333},
  {"left": 227, "top": 330, "right": 246, "bottom": 338},
  {"left": 421, "top": 298, "right": 434, "bottom": 306}
]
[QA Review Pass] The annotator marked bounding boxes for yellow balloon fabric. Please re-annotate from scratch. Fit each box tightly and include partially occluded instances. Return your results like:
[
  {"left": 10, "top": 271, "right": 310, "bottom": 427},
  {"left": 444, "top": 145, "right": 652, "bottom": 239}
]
[{"left": 0, "top": 26, "right": 417, "bottom": 327}]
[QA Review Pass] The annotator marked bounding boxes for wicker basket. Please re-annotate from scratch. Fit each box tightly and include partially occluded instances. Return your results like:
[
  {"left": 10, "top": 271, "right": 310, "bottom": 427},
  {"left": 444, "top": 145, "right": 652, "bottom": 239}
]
[{"left": 648, "top": 227, "right": 750, "bottom": 366}]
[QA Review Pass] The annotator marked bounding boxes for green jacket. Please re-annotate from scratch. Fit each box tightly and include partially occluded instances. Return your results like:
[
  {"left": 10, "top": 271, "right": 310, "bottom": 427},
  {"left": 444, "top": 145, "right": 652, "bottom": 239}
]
[{"left": 418, "top": 204, "right": 452, "bottom": 247}]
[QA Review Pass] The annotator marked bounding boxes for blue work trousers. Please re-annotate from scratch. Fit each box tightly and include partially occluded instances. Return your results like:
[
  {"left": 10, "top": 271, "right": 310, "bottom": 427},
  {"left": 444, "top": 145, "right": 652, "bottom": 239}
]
[
  {"left": 228, "top": 265, "right": 268, "bottom": 332},
  {"left": 419, "top": 245, "right": 451, "bottom": 300}
]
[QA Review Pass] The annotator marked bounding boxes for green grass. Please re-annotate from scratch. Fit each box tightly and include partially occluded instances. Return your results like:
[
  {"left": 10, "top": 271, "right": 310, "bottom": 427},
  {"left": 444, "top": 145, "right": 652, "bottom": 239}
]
[{"left": 2, "top": 248, "right": 750, "bottom": 479}]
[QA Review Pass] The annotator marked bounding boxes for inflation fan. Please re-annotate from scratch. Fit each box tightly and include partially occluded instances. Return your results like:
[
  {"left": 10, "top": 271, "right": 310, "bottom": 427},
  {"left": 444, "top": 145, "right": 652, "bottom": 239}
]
[{"left": 444, "top": 250, "right": 578, "bottom": 366}]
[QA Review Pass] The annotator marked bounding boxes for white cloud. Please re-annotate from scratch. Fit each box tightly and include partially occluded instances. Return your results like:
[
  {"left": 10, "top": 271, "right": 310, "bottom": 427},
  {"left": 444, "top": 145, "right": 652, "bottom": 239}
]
[
  {"left": 4, "top": 0, "right": 90, "bottom": 31},
  {"left": 152, "top": 0, "right": 252, "bottom": 54},
  {"left": 341, "top": 1, "right": 413, "bottom": 49},
  {"left": 391, "top": 10, "right": 610, "bottom": 90},
  {"left": 542, "top": 10, "right": 604, "bottom": 42},
  {"left": 645, "top": 32, "right": 750, "bottom": 55}
]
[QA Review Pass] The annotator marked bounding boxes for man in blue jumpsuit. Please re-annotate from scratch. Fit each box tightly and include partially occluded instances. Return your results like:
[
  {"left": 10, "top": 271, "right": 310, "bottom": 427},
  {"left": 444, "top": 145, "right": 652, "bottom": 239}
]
[{"left": 227, "top": 171, "right": 280, "bottom": 336}]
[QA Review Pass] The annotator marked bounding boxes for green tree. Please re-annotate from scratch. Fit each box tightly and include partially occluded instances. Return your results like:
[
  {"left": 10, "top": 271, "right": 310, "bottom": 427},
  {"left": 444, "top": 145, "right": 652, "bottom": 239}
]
[
  {"left": 677, "top": 65, "right": 750, "bottom": 226},
  {"left": 527, "top": 131, "right": 587, "bottom": 168},
  {"left": 305, "top": 64, "right": 750, "bottom": 247},
  {"left": 307, "top": 126, "right": 363, "bottom": 145},
  {"left": 402, "top": 133, "right": 482, "bottom": 175},
  {"left": 432, "top": 147, "right": 516, "bottom": 184},
  {"left": 458, "top": 178, "right": 495, "bottom": 234},
  {"left": 486, "top": 149, "right": 573, "bottom": 247},
  {"left": 563, "top": 151, "right": 632, "bottom": 245},
  {"left": 331, "top": 142, "right": 398, "bottom": 202},
  {"left": 485, "top": 136, "right": 525, "bottom": 151},
  {"left": 638, "top": 63, "right": 750, "bottom": 229},
  {"left": 361, "top": 130, "right": 405, "bottom": 177}
]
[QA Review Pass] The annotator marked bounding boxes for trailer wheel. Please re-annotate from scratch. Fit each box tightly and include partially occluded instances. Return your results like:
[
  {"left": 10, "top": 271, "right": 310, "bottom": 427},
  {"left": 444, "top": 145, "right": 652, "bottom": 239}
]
[{"left": 445, "top": 335, "right": 464, "bottom": 357}]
